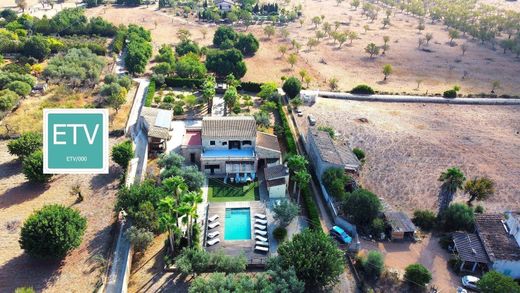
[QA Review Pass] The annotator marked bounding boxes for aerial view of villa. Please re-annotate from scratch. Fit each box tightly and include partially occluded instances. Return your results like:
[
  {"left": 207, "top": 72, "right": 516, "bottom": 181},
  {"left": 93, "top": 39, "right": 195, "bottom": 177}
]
[{"left": 0, "top": 0, "right": 520, "bottom": 292}]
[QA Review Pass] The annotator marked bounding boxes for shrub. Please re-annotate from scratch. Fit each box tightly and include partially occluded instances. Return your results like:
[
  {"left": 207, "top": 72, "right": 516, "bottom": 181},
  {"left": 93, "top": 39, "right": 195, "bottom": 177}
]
[
  {"left": 361, "top": 251, "right": 384, "bottom": 280},
  {"left": 440, "top": 203, "right": 474, "bottom": 232},
  {"left": 302, "top": 187, "right": 322, "bottom": 231},
  {"left": 144, "top": 79, "right": 155, "bottom": 106},
  {"left": 163, "top": 95, "right": 174, "bottom": 103},
  {"left": 352, "top": 147, "right": 365, "bottom": 160},
  {"left": 6, "top": 80, "right": 31, "bottom": 97},
  {"left": 15, "top": 288, "right": 35, "bottom": 293},
  {"left": 273, "top": 226, "right": 288, "bottom": 242},
  {"left": 273, "top": 200, "right": 299, "bottom": 227},
  {"left": 20, "top": 204, "right": 87, "bottom": 259},
  {"left": 173, "top": 104, "right": 184, "bottom": 115},
  {"left": 125, "top": 226, "right": 154, "bottom": 252},
  {"left": 7, "top": 132, "right": 42, "bottom": 160},
  {"left": 22, "top": 35, "right": 50, "bottom": 61},
  {"left": 22, "top": 150, "right": 52, "bottom": 183},
  {"left": 239, "top": 81, "right": 263, "bottom": 93},
  {"left": 351, "top": 84, "right": 375, "bottom": 95},
  {"left": 474, "top": 205, "right": 484, "bottom": 214},
  {"left": 322, "top": 167, "right": 351, "bottom": 200},
  {"left": 111, "top": 140, "right": 134, "bottom": 170},
  {"left": 43, "top": 48, "right": 105, "bottom": 87},
  {"left": 277, "top": 101, "right": 297, "bottom": 156},
  {"left": 318, "top": 125, "right": 335, "bottom": 139},
  {"left": 282, "top": 77, "right": 302, "bottom": 99},
  {"left": 404, "top": 264, "right": 432, "bottom": 288},
  {"left": 254, "top": 110, "right": 270, "bottom": 127},
  {"left": 370, "top": 218, "right": 385, "bottom": 237},
  {"left": 412, "top": 210, "right": 437, "bottom": 231},
  {"left": 0, "top": 89, "right": 20, "bottom": 111},
  {"left": 443, "top": 89, "right": 457, "bottom": 98},
  {"left": 477, "top": 271, "right": 520, "bottom": 293}
]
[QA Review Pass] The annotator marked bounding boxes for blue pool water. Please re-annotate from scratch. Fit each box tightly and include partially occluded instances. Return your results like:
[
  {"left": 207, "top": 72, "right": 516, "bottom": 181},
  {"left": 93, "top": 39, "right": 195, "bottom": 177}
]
[{"left": 224, "top": 208, "right": 251, "bottom": 240}]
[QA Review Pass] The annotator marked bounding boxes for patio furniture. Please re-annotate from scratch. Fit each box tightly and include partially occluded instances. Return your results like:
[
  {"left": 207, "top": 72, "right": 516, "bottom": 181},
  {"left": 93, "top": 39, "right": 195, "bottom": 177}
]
[
  {"left": 208, "top": 215, "right": 219, "bottom": 222},
  {"left": 255, "top": 235, "right": 268, "bottom": 242},
  {"left": 207, "top": 238, "right": 220, "bottom": 246},
  {"left": 255, "top": 219, "right": 267, "bottom": 225},
  {"left": 207, "top": 231, "right": 220, "bottom": 239},
  {"left": 256, "top": 240, "right": 269, "bottom": 247},
  {"left": 255, "top": 245, "right": 269, "bottom": 252},
  {"left": 254, "top": 224, "right": 267, "bottom": 230},
  {"left": 208, "top": 221, "right": 220, "bottom": 229},
  {"left": 255, "top": 213, "right": 267, "bottom": 219},
  {"left": 255, "top": 230, "right": 267, "bottom": 236}
]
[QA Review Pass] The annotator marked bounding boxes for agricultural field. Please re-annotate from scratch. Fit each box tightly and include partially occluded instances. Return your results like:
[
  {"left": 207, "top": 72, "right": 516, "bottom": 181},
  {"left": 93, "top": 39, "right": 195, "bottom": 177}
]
[
  {"left": 0, "top": 139, "right": 121, "bottom": 292},
  {"left": 87, "top": 0, "right": 520, "bottom": 95},
  {"left": 296, "top": 98, "right": 520, "bottom": 213}
]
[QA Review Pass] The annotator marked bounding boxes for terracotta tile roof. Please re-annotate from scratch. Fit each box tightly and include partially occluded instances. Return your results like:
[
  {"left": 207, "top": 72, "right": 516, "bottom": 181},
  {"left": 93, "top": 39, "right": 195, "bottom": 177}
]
[
  {"left": 257, "top": 132, "right": 281, "bottom": 152},
  {"left": 476, "top": 214, "right": 520, "bottom": 262},
  {"left": 202, "top": 116, "right": 256, "bottom": 138},
  {"left": 452, "top": 232, "right": 490, "bottom": 264},
  {"left": 183, "top": 131, "right": 202, "bottom": 146},
  {"left": 264, "top": 164, "right": 288, "bottom": 180}
]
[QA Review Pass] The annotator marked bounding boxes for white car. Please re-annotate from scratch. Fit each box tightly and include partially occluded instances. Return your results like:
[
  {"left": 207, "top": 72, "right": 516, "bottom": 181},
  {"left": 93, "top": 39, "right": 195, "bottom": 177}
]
[
  {"left": 457, "top": 287, "right": 467, "bottom": 293},
  {"left": 461, "top": 275, "right": 480, "bottom": 291}
]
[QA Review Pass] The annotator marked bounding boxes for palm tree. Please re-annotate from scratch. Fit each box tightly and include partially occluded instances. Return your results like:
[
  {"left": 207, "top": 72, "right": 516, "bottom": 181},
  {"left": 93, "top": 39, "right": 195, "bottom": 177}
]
[
  {"left": 294, "top": 170, "right": 311, "bottom": 204},
  {"left": 163, "top": 176, "right": 188, "bottom": 226},
  {"left": 180, "top": 191, "right": 203, "bottom": 247},
  {"left": 158, "top": 196, "right": 181, "bottom": 254},
  {"left": 287, "top": 155, "right": 309, "bottom": 196},
  {"left": 438, "top": 167, "right": 466, "bottom": 211},
  {"left": 464, "top": 177, "right": 495, "bottom": 205}
]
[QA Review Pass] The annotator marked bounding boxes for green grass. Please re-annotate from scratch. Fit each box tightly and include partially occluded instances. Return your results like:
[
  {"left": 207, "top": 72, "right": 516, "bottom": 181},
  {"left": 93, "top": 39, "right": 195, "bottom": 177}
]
[{"left": 207, "top": 179, "right": 259, "bottom": 202}]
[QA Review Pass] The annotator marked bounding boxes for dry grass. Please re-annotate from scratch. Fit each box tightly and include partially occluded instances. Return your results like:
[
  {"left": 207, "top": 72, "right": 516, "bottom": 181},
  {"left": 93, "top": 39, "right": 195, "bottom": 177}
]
[
  {"left": 0, "top": 138, "right": 123, "bottom": 292},
  {"left": 297, "top": 98, "right": 520, "bottom": 214}
]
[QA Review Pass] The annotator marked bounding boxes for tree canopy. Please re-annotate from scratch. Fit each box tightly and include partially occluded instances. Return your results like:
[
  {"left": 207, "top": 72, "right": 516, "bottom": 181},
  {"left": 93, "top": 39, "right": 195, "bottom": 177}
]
[
  {"left": 111, "top": 140, "right": 134, "bottom": 170},
  {"left": 404, "top": 263, "right": 432, "bottom": 288},
  {"left": 282, "top": 77, "right": 302, "bottom": 99},
  {"left": 477, "top": 271, "right": 520, "bottom": 293},
  {"left": 205, "top": 48, "right": 247, "bottom": 78},
  {"left": 22, "top": 149, "right": 51, "bottom": 183},
  {"left": 7, "top": 132, "right": 42, "bottom": 160},
  {"left": 342, "top": 188, "right": 382, "bottom": 226},
  {"left": 43, "top": 47, "right": 105, "bottom": 87},
  {"left": 19, "top": 204, "right": 87, "bottom": 259},
  {"left": 440, "top": 203, "right": 474, "bottom": 232}
]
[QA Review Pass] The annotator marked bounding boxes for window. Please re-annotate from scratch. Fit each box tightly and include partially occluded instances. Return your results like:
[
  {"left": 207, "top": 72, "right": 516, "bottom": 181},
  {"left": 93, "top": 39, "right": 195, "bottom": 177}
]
[
  {"left": 210, "top": 141, "right": 215, "bottom": 145},
  {"left": 222, "top": 141, "right": 227, "bottom": 146},
  {"left": 242, "top": 140, "right": 252, "bottom": 146}
]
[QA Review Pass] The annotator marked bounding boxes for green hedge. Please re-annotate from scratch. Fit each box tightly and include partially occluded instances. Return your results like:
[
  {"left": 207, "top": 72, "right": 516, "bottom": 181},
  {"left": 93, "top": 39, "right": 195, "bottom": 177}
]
[
  {"left": 351, "top": 84, "right": 375, "bottom": 95},
  {"left": 164, "top": 77, "right": 204, "bottom": 88},
  {"left": 277, "top": 101, "right": 297, "bottom": 156},
  {"left": 239, "top": 81, "right": 263, "bottom": 93},
  {"left": 302, "top": 186, "right": 322, "bottom": 232},
  {"left": 144, "top": 79, "right": 155, "bottom": 107}
]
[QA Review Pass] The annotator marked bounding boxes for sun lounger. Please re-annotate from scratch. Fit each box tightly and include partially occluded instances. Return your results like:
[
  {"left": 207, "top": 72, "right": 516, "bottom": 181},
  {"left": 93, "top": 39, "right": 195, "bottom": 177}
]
[
  {"left": 207, "top": 231, "right": 219, "bottom": 239},
  {"left": 208, "top": 221, "right": 220, "bottom": 229},
  {"left": 256, "top": 240, "right": 269, "bottom": 247},
  {"left": 255, "top": 235, "right": 268, "bottom": 242},
  {"left": 254, "top": 224, "right": 267, "bottom": 230},
  {"left": 208, "top": 215, "right": 219, "bottom": 222},
  {"left": 207, "top": 238, "right": 220, "bottom": 246},
  {"left": 255, "top": 245, "right": 269, "bottom": 252},
  {"left": 255, "top": 219, "right": 267, "bottom": 225},
  {"left": 255, "top": 213, "right": 267, "bottom": 219},
  {"left": 255, "top": 230, "right": 267, "bottom": 236}
]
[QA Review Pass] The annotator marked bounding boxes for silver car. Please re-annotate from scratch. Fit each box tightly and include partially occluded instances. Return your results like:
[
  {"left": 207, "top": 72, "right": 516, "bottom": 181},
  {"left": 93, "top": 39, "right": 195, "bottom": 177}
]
[{"left": 461, "top": 275, "right": 480, "bottom": 291}]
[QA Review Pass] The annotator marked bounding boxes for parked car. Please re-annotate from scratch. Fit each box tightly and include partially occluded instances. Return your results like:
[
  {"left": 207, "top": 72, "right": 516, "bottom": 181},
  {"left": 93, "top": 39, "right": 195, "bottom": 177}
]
[
  {"left": 330, "top": 226, "right": 352, "bottom": 244},
  {"left": 461, "top": 275, "right": 480, "bottom": 291},
  {"left": 308, "top": 114, "right": 316, "bottom": 126},
  {"left": 295, "top": 108, "right": 303, "bottom": 116},
  {"left": 457, "top": 287, "right": 468, "bottom": 293}
]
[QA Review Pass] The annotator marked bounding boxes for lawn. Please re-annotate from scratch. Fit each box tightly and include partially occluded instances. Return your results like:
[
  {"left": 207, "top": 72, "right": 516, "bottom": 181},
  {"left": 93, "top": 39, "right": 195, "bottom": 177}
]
[{"left": 207, "top": 179, "right": 259, "bottom": 202}]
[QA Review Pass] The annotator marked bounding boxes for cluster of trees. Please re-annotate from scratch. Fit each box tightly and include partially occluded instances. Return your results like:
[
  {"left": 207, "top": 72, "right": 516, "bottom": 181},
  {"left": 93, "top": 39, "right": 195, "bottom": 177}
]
[
  {"left": 152, "top": 40, "right": 206, "bottom": 83},
  {"left": 213, "top": 26, "right": 259, "bottom": 57},
  {"left": 175, "top": 248, "right": 248, "bottom": 276},
  {"left": 7, "top": 132, "right": 53, "bottom": 183},
  {"left": 322, "top": 167, "right": 354, "bottom": 202},
  {"left": 100, "top": 74, "right": 132, "bottom": 113},
  {"left": 199, "top": 1, "right": 300, "bottom": 24},
  {"left": 43, "top": 47, "right": 105, "bottom": 87},
  {"left": 124, "top": 25, "right": 152, "bottom": 75},
  {"left": 0, "top": 68, "right": 36, "bottom": 112},
  {"left": 158, "top": 152, "right": 205, "bottom": 192}
]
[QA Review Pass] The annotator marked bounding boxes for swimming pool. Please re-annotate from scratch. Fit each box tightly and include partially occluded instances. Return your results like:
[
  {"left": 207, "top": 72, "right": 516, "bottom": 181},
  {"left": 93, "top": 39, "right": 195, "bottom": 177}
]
[{"left": 224, "top": 208, "right": 251, "bottom": 240}]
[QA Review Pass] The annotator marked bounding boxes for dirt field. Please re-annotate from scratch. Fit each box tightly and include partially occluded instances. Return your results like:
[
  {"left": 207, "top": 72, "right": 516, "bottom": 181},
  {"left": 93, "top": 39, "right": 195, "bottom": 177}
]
[
  {"left": 86, "top": 1, "right": 520, "bottom": 95},
  {"left": 0, "top": 139, "right": 121, "bottom": 292},
  {"left": 297, "top": 98, "right": 520, "bottom": 213}
]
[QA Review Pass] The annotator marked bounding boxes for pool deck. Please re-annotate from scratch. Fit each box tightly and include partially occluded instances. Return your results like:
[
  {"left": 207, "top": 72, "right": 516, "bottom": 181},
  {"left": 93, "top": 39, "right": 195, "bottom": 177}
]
[{"left": 204, "top": 201, "right": 269, "bottom": 267}]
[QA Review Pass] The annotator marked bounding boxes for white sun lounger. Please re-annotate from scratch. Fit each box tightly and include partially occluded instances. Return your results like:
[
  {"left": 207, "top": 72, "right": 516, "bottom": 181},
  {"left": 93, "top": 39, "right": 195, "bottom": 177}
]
[
  {"left": 256, "top": 240, "right": 269, "bottom": 247},
  {"left": 255, "top": 235, "right": 268, "bottom": 242},
  {"left": 255, "top": 230, "right": 267, "bottom": 236},
  {"left": 207, "top": 231, "right": 220, "bottom": 239},
  {"left": 255, "top": 213, "right": 267, "bottom": 219},
  {"left": 208, "top": 221, "right": 220, "bottom": 229},
  {"left": 254, "top": 224, "right": 267, "bottom": 230},
  {"left": 255, "top": 245, "right": 269, "bottom": 252},
  {"left": 208, "top": 215, "right": 219, "bottom": 222},
  {"left": 255, "top": 219, "right": 267, "bottom": 225},
  {"left": 207, "top": 238, "right": 220, "bottom": 246}
]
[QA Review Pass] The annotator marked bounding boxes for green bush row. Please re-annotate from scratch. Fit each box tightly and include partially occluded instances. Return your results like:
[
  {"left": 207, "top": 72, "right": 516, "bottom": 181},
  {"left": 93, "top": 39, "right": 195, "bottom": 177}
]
[
  {"left": 239, "top": 81, "right": 263, "bottom": 93},
  {"left": 302, "top": 187, "right": 322, "bottom": 232},
  {"left": 144, "top": 79, "right": 155, "bottom": 107},
  {"left": 276, "top": 101, "right": 297, "bottom": 156},
  {"left": 163, "top": 77, "right": 204, "bottom": 89}
]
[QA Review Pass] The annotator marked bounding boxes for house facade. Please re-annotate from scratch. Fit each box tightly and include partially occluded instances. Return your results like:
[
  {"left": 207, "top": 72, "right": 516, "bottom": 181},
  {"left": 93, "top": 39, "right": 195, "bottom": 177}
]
[
  {"left": 264, "top": 164, "right": 289, "bottom": 199},
  {"left": 214, "top": 0, "right": 235, "bottom": 12},
  {"left": 198, "top": 116, "right": 281, "bottom": 181}
]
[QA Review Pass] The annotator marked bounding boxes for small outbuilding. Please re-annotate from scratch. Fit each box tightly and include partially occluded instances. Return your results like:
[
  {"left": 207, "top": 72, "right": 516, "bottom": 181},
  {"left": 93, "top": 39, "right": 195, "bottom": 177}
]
[
  {"left": 140, "top": 107, "right": 172, "bottom": 152},
  {"left": 384, "top": 211, "right": 417, "bottom": 241},
  {"left": 452, "top": 232, "right": 490, "bottom": 273},
  {"left": 264, "top": 164, "right": 289, "bottom": 199}
]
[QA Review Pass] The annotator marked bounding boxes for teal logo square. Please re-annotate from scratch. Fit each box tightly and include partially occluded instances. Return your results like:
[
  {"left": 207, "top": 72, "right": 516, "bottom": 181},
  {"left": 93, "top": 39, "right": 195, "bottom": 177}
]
[{"left": 43, "top": 109, "right": 109, "bottom": 174}]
